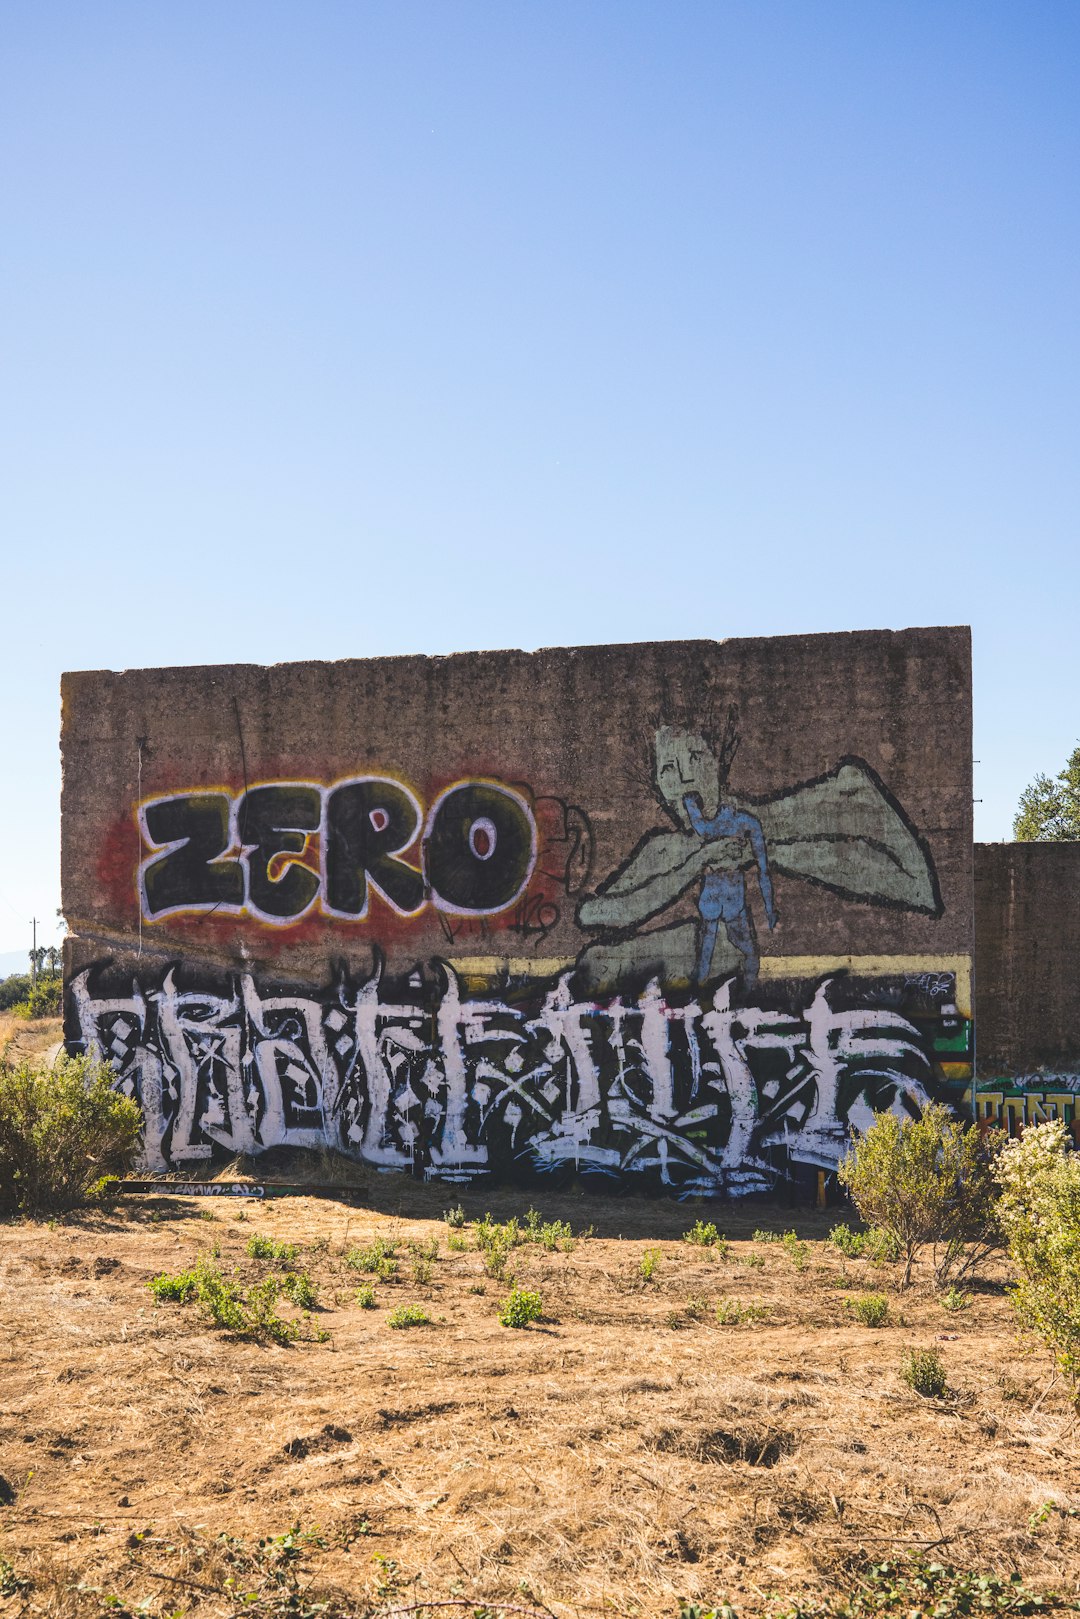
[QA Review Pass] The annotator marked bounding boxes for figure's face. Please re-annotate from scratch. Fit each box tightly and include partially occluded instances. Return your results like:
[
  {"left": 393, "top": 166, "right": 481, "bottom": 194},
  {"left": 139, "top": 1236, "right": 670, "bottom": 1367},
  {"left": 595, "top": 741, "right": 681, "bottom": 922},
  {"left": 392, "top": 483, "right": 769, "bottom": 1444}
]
[{"left": 653, "top": 726, "right": 721, "bottom": 827}]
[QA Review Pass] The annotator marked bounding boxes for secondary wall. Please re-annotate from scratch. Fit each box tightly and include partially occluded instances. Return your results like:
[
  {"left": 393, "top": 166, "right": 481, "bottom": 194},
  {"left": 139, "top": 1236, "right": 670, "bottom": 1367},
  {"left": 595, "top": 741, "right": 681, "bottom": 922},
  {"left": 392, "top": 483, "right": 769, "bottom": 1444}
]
[
  {"left": 973, "top": 841, "right": 1080, "bottom": 1134},
  {"left": 62, "top": 626, "right": 973, "bottom": 1193}
]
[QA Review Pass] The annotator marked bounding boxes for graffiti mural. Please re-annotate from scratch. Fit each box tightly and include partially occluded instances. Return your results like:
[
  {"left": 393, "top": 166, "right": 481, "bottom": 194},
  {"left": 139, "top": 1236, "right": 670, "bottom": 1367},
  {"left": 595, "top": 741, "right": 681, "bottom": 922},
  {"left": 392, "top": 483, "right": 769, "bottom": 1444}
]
[
  {"left": 138, "top": 776, "right": 540, "bottom": 925},
  {"left": 70, "top": 959, "right": 963, "bottom": 1192},
  {"left": 575, "top": 705, "right": 942, "bottom": 992},
  {"left": 62, "top": 631, "right": 975, "bottom": 1194}
]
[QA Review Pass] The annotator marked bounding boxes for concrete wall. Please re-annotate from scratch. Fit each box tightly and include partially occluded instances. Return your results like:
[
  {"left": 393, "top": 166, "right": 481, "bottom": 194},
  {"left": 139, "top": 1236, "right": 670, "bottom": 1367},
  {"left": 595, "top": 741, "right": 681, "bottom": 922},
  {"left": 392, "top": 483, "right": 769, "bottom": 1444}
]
[
  {"left": 62, "top": 626, "right": 973, "bottom": 1193},
  {"left": 973, "top": 842, "right": 1080, "bottom": 1133}
]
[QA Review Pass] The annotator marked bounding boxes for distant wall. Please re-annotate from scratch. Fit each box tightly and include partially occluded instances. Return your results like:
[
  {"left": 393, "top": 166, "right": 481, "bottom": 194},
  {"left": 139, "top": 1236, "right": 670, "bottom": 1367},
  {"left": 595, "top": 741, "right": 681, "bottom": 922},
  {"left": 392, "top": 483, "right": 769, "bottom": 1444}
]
[
  {"left": 974, "top": 844, "right": 1080, "bottom": 1127},
  {"left": 61, "top": 627, "right": 973, "bottom": 1194}
]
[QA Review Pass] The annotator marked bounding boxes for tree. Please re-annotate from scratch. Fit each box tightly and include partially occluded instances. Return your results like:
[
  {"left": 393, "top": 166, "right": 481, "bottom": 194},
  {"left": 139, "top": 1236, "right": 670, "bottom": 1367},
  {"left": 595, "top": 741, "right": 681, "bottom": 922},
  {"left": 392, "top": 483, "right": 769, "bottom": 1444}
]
[{"left": 1013, "top": 743, "right": 1080, "bottom": 841}]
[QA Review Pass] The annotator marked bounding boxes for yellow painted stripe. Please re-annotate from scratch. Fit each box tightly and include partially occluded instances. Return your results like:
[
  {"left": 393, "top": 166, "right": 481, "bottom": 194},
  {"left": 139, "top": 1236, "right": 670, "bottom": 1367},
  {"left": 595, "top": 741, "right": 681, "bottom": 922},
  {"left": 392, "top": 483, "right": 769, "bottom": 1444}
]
[{"left": 447, "top": 952, "right": 973, "bottom": 1019}]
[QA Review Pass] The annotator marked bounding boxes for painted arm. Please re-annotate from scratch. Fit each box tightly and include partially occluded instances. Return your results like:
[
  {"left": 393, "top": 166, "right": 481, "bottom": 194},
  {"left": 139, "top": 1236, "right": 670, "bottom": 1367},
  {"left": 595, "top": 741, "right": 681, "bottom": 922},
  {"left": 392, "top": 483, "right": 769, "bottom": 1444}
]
[
  {"left": 684, "top": 794, "right": 719, "bottom": 838},
  {"left": 575, "top": 833, "right": 724, "bottom": 930}
]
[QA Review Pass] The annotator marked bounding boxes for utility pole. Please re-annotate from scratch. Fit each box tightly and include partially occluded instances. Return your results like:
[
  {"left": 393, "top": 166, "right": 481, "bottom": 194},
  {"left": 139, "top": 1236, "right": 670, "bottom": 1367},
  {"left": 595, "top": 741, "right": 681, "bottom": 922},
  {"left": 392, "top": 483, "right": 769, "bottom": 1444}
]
[{"left": 30, "top": 916, "right": 37, "bottom": 987}]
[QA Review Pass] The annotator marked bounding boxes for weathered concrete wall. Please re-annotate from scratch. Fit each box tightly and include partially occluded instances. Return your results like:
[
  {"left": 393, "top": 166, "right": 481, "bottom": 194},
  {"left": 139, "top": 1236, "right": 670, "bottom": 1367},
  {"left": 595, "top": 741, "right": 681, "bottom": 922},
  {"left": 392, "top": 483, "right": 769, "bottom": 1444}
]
[
  {"left": 62, "top": 626, "right": 973, "bottom": 1193},
  {"left": 973, "top": 843, "right": 1080, "bottom": 1132}
]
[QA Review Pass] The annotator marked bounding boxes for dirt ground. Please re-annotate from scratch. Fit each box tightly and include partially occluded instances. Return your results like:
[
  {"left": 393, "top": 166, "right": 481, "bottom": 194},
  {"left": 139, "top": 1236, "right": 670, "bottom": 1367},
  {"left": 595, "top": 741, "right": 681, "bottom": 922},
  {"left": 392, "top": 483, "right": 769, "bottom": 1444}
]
[{"left": 1, "top": 1145, "right": 1079, "bottom": 1619}]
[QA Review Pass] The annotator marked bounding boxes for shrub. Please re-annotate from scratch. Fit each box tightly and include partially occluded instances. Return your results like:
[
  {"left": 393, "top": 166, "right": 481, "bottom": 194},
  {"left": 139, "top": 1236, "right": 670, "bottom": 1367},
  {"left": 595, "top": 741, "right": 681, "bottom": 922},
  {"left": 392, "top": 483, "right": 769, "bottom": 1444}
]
[
  {"left": 444, "top": 1205, "right": 466, "bottom": 1228},
  {"left": 278, "top": 1270, "right": 318, "bottom": 1310},
  {"left": 848, "top": 1292, "right": 890, "bottom": 1328},
  {"left": 0, "top": 1054, "right": 142, "bottom": 1214},
  {"left": 994, "top": 1119, "right": 1080, "bottom": 1397},
  {"left": 0, "top": 974, "right": 32, "bottom": 1012},
  {"left": 829, "top": 1222, "right": 867, "bottom": 1257},
  {"left": 447, "top": 1232, "right": 468, "bottom": 1252},
  {"left": 901, "top": 1348, "right": 947, "bottom": 1398},
  {"left": 716, "top": 1299, "right": 767, "bottom": 1326},
  {"left": 247, "top": 1235, "right": 300, "bottom": 1265},
  {"left": 387, "top": 1304, "right": 430, "bottom": 1329},
  {"left": 640, "top": 1246, "right": 662, "bottom": 1282},
  {"left": 683, "top": 1221, "right": 730, "bottom": 1257},
  {"left": 346, "top": 1238, "right": 397, "bottom": 1276},
  {"left": 148, "top": 1255, "right": 315, "bottom": 1345},
  {"left": 354, "top": 1283, "right": 377, "bottom": 1309},
  {"left": 940, "top": 1287, "right": 971, "bottom": 1313},
  {"left": 837, "top": 1104, "right": 998, "bottom": 1288},
  {"left": 11, "top": 978, "right": 63, "bottom": 1019},
  {"left": 782, "top": 1230, "right": 809, "bottom": 1271},
  {"left": 752, "top": 1227, "right": 781, "bottom": 1243},
  {"left": 498, "top": 1286, "right": 543, "bottom": 1328}
]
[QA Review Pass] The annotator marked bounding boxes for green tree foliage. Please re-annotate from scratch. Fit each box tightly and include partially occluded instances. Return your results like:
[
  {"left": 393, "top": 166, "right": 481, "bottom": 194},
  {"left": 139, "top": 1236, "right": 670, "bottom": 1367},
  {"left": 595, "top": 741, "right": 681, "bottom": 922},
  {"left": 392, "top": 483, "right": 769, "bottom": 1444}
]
[
  {"left": 837, "top": 1104, "right": 998, "bottom": 1288},
  {"left": 994, "top": 1120, "right": 1080, "bottom": 1400},
  {"left": 0, "top": 1054, "right": 142, "bottom": 1214},
  {"left": 0, "top": 975, "right": 32, "bottom": 1011},
  {"left": 1013, "top": 742, "right": 1080, "bottom": 840}
]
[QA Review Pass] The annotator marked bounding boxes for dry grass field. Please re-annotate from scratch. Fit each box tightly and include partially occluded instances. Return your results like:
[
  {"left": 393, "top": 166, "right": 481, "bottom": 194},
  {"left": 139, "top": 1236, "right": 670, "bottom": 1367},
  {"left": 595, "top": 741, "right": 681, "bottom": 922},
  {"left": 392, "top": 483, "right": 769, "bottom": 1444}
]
[{"left": 1, "top": 1148, "right": 1079, "bottom": 1619}]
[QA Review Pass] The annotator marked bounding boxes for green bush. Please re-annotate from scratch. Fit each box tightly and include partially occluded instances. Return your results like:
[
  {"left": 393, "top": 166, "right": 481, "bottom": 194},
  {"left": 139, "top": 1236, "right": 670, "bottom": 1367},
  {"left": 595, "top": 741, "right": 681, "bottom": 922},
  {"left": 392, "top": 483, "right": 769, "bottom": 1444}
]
[
  {"left": 901, "top": 1347, "right": 947, "bottom": 1398},
  {"left": 148, "top": 1254, "right": 323, "bottom": 1344},
  {"left": 246, "top": 1234, "right": 300, "bottom": 1264},
  {"left": 848, "top": 1292, "right": 890, "bottom": 1328},
  {"left": 346, "top": 1237, "right": 398, "bottom": 1277},
  {"left": 837, "top": 1104, "right": 998, "bottom": 1288},
  {"left": 683, "top": 1220, "right": 728, "bottom": 1256},
  {"left": 0, "top": 974, "right": 32, "bottom": 1012},
  {"left": 498, "top": 1286, "right": 543, "bottom": 1328},
  {"left": 354, "top": 1283, "right": 377, "bottom": 1309},
  {"left": 11, "top": 978, "right": 63, "bottom": 1019},
  {"left": 278, "top": 1270, "right": 319, "bottom": 1310},
  {"left": 639, "top": 1246, "right": 662, "bottom": 1282},
  {"left": 387, "top": 1304, "right": 430, "bottom": 1329},
  {"left": 994, "top": 1120, "right": 1080, "bottom": 1398},
  {"left": 0, "top": 1054, "right": 142, "bottom": 1215}
]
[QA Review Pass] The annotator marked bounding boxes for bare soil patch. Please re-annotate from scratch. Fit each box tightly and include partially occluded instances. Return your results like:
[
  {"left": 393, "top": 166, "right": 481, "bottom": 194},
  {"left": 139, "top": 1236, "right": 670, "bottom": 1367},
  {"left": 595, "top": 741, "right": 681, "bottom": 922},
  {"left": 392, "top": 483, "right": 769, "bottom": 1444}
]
[{"left": 1, "top": 1179, "right": 1078, "bottom": 1617}]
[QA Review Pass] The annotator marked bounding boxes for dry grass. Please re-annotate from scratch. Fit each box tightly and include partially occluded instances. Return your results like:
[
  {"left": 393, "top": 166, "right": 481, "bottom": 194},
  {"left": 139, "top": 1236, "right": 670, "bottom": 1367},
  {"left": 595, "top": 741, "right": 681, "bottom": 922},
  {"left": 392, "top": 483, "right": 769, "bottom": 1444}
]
[
  {"left": 1, "top": 1180, "right": 1078, "bottom": 1618},
  {"left": 0, "top": 1011, "right": 63, "bottom": 1066}
]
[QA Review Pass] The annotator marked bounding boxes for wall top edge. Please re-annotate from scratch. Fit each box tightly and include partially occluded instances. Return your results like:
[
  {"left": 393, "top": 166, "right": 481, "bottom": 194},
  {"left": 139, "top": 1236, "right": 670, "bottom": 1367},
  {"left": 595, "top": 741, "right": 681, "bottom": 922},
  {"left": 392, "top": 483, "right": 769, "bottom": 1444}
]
[{"left": 61, "top": 624, "right": 973, "bottom": 685}]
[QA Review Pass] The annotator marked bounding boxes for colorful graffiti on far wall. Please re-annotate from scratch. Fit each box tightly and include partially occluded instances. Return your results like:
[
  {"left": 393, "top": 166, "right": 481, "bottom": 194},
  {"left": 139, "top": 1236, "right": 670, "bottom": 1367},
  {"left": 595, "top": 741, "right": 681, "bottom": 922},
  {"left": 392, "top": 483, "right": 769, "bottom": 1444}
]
[{"left": 68, "top": 703, "right": 972, "bottom": 1192}]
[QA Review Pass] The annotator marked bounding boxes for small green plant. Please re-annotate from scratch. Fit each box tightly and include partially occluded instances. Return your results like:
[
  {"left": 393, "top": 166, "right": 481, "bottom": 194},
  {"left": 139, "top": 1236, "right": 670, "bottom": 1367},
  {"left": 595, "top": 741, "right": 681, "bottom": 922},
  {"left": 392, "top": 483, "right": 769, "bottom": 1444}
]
[
  {"left": 715, "top": 1299, "right": 767, "bottom": 1326},
  {"left": 829, "top": 1221, "right": 868, "bottom": 1257},
  {"left": 149, "top": 1266, "right": 199, "bottom": 1303},
  {"left": 683, "top": 1221, "right": 729, "bottom": 1257},
  {"left": 386, "top": 1304, "right": 430, "bottom": 1329},
  {"left": 529, "top": 1211, "right": 575, "bottom": 1251},
  {"left": 354, "top": 1283, "right": 377, "bottom": 1309},
  {"left": 410, "top": 1254, "right": 434, "bottom": 1285},
  {"left": 468, "top": 1282, "right": 486, "bottom": 1295},
  {"left": 901, "top": 1347, "right": 948, "bottom": 1398},
  {"left": 782, "top": 1230, "right": 809, "bottom": 1271},
  {"left": 941, "top": 1287, "right": 971, "bottom": 1313},
  {"left": 278, "top": 1270, "right": 319, "bottom": 1310},
  {"left": 147, "top": 1254, "right": 321, "bottom": 1345},
  {"left": 498, "top": 1286, "right": 544, "bottom": 1328},
  {"left": 640, "top": 1246, "right": 662, "bottom": 1282},
  {"left": 0, "top": 1556, "right": 30, "bottom": 1597},
  {"left": 247, "top": 1235, "right": 300, "bottom": 1264},
  {"left": 740, "top": 1252, "right": 765, "bottom": 1269},
  {"left": 346, "top": 1237, "right": 398, "bottom": 1276},
  {"left": 444, "top": 1205, "right": 466, "bottom": 1228},
  {"left": 0, "top": 1054, "right": 142, "bottom": 1215},
  {"left": 684, "top": 1294, "right": 709, "bottom": 1319},
  {"left": 752, "top": 1227, "right": 781, "bottom": 1243},
  {"left": 848, "top": 1292, "right": 890, "bottom": 1328},
  {"left": 766, "top": 1558, "right": 1063, "bottom": 1617},
  {"left": 447, "top": 1232, "right": 468, "bottom": 1252}
]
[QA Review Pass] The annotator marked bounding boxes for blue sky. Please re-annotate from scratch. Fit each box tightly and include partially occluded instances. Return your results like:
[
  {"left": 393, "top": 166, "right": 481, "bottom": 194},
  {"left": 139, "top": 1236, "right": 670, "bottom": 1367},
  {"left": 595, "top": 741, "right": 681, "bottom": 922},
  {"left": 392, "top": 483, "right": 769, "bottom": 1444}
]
[{"left": 1, "top": 0, "right": 1077, "bottom": 963}]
